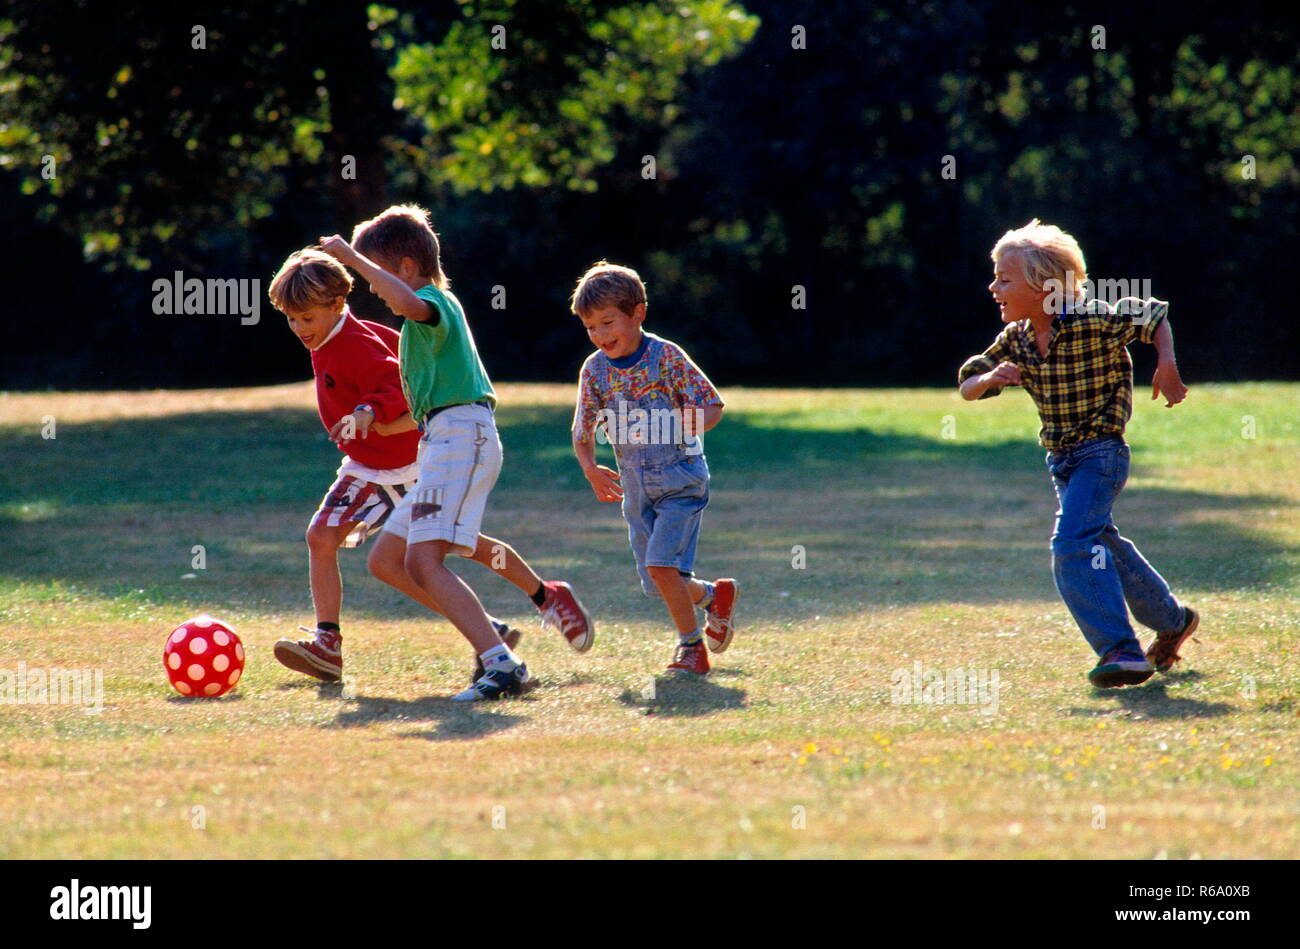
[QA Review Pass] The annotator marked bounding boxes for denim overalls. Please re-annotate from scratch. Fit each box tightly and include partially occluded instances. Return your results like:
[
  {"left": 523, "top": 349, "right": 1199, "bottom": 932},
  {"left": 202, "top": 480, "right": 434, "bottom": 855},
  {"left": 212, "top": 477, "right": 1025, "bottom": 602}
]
[{"left": 591, "top": 337, "right": 710, "bottom": 598}]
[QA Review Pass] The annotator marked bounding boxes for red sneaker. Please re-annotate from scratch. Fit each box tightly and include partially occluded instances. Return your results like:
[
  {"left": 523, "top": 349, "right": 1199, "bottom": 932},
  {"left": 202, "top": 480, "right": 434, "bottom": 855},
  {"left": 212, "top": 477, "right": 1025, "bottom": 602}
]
[
  {"left": 274, "top": 626, "right": 342, "bottom": 681},
  {"left": 667, "top": 640, "right": 710, "bottom": 676},
  {"left": 539, "top": 581, "right": 595, "bottom": 652},
  {"left": 703, "top": 579, "right": 738, "bottom": 653}
]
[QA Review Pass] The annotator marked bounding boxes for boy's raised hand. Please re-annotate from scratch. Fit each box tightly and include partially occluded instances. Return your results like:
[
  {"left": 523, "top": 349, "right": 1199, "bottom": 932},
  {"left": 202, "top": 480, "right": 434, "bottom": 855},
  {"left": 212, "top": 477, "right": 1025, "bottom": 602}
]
[
  {"left": 318, "top": 234, "right": 360, "bottom": 267},
  {"left": 1152, "top": 361, "right": 1188, "bottom": 407},
  {"left": 583, "top": 464, "right": 623, "bottom": 503}
]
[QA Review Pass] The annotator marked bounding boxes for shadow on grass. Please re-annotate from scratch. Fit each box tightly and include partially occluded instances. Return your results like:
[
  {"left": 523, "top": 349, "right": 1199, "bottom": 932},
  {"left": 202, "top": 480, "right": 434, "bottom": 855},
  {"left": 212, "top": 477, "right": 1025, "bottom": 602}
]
[
  {"left": 165, "top": 692, "right": 246, "bottom": 704},
  {"left": 3, "top": 404, "right": 1295, "bottom": 624},
  {"left": 617, "top": 673, "right": 747, "bottom": 718},
  {"left": 1068, "top": 675, "right": 1235, "bottom": 720},
  {"left": 329, "top": 691, "right": 529, "bottom": 741}
]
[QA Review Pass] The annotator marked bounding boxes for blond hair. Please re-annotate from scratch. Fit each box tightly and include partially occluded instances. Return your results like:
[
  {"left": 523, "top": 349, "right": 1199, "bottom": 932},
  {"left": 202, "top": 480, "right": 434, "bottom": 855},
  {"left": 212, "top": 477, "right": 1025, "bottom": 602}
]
[
  {"left": 351, "top": 204, "right": 448, "bottom": 288},
  {"left": 268, "top": 248, "right": 352, "bottom": 313},
  {"left": 570, "top": 261, "right": 646, "bottom": 317},
  {"left": 992, "top": 219, "right": 1088, "bottom": 298}
]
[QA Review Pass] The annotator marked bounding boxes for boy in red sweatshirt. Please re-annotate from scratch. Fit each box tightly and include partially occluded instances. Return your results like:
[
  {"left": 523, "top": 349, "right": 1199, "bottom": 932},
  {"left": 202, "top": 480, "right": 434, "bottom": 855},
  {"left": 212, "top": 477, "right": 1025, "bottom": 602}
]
[{"left": 266, "top": 248, "right": 595, "bottom": 682}]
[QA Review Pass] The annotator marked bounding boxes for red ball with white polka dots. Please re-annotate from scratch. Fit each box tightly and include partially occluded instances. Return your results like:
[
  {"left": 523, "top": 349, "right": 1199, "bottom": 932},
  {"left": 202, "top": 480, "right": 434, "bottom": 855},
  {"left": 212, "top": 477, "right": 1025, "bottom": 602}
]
[{"left": 163, "top": 615, "right": 245, "bottom": 697}]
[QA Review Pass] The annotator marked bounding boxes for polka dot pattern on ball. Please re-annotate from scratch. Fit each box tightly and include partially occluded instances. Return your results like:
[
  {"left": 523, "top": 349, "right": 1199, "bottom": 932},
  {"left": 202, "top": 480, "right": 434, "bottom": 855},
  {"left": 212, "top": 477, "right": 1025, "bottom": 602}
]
[{"left": 164, "top": 616, "right": 245, "bottom": 699}]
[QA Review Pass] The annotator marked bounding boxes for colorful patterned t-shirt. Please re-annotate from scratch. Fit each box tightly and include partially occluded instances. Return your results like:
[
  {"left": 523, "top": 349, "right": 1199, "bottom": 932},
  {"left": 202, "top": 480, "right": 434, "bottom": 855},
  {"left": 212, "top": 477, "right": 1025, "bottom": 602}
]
[{"left": 572, "top": 332, "right": 723, "bottom": 443}]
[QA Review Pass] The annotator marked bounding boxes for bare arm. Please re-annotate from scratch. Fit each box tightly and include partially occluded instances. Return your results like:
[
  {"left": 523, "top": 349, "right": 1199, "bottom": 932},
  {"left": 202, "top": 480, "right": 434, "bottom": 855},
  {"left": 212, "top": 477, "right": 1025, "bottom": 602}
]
[
  {"left": 1149, "top": 318, "right": 1188, "bottom": 407},
  {"left": 371, "top": 411, "right": 418, "bottom": 436},
  {"left": 960, "top": 363, "right": 1020, "bottom": 401},
  {"left": 684, "top": 403, "right": 725, "bottom": 436},
  {"left": 318, "top": 235, "right": 432, "bottom": 323},
  {"left": 572, "top": 429, "right": 622, "bottom": 502}
]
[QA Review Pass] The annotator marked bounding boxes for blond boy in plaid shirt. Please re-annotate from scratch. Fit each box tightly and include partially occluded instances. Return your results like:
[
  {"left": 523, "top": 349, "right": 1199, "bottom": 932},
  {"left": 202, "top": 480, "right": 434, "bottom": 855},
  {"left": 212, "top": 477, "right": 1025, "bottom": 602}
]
[{"left": 958, "top": 219, "right": 1199, "bottom": 688}]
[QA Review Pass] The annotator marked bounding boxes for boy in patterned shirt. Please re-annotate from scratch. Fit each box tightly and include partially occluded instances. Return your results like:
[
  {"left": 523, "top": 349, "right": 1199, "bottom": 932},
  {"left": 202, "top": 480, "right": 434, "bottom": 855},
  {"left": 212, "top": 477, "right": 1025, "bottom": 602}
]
[
  {"left": 570, "top": 262, "right": 738, "bottom": 676},
  {"left": 957, "top": 219, "right": 1199, "bottom": 688}
]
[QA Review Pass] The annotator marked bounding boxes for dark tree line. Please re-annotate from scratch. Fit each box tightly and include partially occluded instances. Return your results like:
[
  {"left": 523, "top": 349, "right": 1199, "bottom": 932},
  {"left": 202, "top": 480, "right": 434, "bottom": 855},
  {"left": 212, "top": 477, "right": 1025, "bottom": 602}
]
[{"left": 2, "top": 0, "right": 1296, "bottom": 389}]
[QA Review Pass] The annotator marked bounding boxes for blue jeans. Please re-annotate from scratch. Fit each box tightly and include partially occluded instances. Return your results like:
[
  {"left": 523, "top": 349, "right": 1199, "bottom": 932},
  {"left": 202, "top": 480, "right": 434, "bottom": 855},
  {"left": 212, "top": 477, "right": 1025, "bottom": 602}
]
[{"left": 1046, "top": 436, "right": 1183, "bottom": 659}]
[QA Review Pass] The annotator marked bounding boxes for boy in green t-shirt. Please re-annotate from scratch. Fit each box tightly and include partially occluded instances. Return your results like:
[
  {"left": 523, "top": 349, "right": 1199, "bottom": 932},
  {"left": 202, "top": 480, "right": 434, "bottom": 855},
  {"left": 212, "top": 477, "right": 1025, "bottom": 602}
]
[{"left": 320, "top": 205, "right": 594, "bottom": 700}]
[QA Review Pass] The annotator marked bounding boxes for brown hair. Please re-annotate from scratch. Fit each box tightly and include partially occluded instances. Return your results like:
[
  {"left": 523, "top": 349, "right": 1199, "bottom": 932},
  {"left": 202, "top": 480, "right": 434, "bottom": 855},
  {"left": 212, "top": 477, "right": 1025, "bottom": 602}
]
[
  {"left": 570, "top": 261, "right": 646, "bottom": 317},
  {"left": 268, "top": 248, "right": 353, "bottom": 313},
  {"left": 351, "top": 204, "right": 448, "bottom": 288}
]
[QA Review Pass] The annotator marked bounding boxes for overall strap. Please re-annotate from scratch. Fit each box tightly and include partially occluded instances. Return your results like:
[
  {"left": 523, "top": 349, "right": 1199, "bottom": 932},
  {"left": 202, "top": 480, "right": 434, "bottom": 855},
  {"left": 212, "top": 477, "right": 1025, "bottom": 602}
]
[{"left": 643, "top": 335, "right": 665, "bottom": 382}]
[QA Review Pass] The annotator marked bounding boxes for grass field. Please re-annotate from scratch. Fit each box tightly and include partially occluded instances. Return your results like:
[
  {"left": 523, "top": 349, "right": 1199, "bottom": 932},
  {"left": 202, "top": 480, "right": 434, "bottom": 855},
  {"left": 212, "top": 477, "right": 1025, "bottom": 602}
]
[{"left": 2, "top": 381, "right": 1298, "bottom": 858}]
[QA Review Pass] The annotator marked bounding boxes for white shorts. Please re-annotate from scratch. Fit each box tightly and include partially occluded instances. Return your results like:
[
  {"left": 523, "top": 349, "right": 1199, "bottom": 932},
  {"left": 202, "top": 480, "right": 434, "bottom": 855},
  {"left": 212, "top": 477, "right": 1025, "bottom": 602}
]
[{"left": 382, "top": 403, "right": 502, "bottom": 556}]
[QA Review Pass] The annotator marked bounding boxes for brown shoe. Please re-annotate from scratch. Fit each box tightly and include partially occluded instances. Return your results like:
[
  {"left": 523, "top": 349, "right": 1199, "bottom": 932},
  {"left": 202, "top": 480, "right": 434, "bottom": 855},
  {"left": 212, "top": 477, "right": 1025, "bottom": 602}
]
[
  {"left": 471, "top": 620, "right": 523, "bottom": 684},
  {"left": 274, "top": 626, "right": 343, "bottom": 681},
  {"left": 1145, "top": 607, "right": 1200, "bottom": 674}
]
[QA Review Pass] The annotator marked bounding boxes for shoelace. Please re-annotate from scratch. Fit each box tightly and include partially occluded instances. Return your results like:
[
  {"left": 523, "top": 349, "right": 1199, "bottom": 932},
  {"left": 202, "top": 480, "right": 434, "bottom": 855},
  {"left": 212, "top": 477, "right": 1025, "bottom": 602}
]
[
  {"left": 297, "top": 626, "right": 340, "bottom": 652},
  {"left": 673, "top": 643, "right": 699, "bottom": 663},
  {"left": 541, "top": 600, "right": 581, "bottom": 636}
]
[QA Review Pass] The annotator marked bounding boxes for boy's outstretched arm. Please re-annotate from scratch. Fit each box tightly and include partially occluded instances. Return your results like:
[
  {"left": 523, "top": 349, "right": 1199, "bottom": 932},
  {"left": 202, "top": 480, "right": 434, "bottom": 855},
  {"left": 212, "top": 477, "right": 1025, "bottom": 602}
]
[
  {"left": 1150, "top": 318, "right": 1188, "bottom": 407},
  {"left": 318, "top": 235, "right": 431, "bottom": 322}
]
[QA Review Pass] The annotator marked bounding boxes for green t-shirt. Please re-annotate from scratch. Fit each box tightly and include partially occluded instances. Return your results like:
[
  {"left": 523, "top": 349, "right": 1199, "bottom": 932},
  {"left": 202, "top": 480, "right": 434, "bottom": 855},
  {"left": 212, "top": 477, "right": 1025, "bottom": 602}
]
[{"left": 399, "top": 284, "right": 497, "bottom": 422}]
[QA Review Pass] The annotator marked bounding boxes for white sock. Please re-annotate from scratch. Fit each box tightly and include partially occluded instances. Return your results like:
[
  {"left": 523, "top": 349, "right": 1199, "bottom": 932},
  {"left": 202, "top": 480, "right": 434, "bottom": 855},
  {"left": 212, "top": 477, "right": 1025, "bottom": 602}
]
[{"left": 479, "top": 643, "right": 519, "bottom": 671}]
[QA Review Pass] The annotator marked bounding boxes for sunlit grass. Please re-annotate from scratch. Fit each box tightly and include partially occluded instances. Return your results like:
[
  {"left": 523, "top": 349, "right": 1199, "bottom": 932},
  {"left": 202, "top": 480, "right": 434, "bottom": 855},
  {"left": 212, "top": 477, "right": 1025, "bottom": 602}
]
[{"left": 1, "top": 383, "right": 1297, "bottom": 857}]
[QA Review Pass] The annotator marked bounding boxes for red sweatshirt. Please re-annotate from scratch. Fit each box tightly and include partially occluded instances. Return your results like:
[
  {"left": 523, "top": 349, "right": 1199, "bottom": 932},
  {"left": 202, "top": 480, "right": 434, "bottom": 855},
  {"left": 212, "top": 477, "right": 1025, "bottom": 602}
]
[{"left": 310, "top": 313, "right": 420, "bottom": 471}]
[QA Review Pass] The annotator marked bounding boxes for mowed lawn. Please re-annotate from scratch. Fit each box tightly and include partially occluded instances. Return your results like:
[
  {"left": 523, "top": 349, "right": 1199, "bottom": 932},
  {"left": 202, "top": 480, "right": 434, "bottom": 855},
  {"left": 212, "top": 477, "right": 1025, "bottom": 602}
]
[{"left": 1, "top": 381, "right": 1297, "bottom": 859}]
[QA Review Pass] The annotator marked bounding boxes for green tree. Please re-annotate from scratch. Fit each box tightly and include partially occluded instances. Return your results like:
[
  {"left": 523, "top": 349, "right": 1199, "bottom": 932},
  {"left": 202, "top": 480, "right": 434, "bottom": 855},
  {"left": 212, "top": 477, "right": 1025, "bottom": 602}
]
[{"left": 0, "top": 0, "right": 756, "bottom": 270}]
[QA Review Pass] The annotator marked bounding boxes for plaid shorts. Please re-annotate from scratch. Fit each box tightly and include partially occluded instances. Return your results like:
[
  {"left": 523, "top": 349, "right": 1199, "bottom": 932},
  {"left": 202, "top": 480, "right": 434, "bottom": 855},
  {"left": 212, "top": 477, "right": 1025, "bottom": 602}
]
[{"left": 309, "top": 474, "right": 415, "bottom": 548}]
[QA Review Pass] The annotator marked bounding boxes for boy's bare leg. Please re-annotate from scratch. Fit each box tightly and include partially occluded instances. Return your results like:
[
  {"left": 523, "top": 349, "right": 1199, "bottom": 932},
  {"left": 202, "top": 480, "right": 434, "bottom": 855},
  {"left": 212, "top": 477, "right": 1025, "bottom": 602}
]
[
  {"left": 647, "top": 566, "right": 700, "bottom": 636},
  {"left": 404, "top": 540, "right": 504, "bottom": 654},
  {"left": 368, "top": 531, "right": 447, "bottom": 615},
  {"left": 470, "top": 534, "right": 543, "bottom": 596},
  {"left": 305, "top": 521, "right": 358, "bottom": 625}
]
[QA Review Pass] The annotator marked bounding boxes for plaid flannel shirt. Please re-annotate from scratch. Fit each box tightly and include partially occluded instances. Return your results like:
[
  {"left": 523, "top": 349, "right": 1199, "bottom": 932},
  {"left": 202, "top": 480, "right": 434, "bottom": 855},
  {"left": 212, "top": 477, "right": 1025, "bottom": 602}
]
[{"left": 957, "top": 297, "right": 1169, "bottom": 451}]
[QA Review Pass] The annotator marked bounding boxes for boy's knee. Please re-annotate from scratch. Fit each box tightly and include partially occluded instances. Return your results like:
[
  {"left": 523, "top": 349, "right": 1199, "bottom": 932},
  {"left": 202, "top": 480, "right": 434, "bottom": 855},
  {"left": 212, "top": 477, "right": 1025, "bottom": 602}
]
[
  {"left": 644, "top": 565, "right": 681, "bottom": 597},
  {"left": 404, "top": 541, "right": 448, "bottom": 575},
  {"left": 305, "top": 522, "right": 342, "bottom": 552},
  {"left": 1051, "top": 533, "right": 1096, "bottom": 559},
  {"left": 368, "top": 546, "right": 398, "bottom": 582}
]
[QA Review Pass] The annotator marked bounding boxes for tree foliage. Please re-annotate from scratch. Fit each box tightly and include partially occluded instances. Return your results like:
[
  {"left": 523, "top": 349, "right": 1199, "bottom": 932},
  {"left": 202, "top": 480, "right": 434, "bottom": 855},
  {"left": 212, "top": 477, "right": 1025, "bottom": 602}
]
[{"left": 1, "top": 0, "right": 1296, "bottom": 388}]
